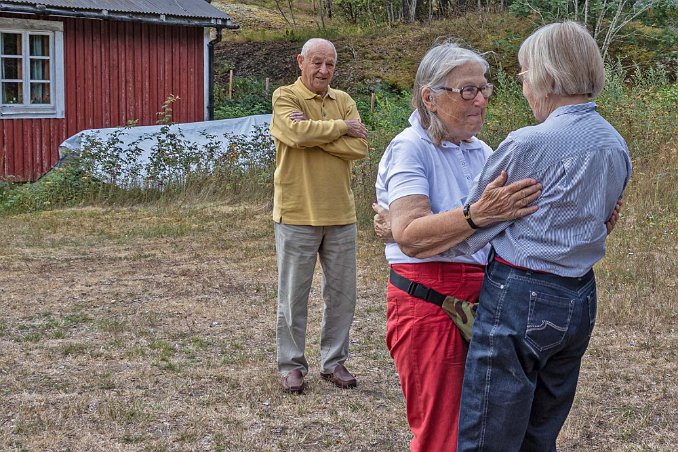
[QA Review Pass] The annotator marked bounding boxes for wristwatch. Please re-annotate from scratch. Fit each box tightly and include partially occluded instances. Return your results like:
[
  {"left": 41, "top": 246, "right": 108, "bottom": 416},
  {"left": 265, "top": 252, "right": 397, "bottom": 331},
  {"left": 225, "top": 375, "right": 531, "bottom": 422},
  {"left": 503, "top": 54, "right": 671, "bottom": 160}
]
[{"left": 463, "top": 203, "right": 479, "bottom": 229}]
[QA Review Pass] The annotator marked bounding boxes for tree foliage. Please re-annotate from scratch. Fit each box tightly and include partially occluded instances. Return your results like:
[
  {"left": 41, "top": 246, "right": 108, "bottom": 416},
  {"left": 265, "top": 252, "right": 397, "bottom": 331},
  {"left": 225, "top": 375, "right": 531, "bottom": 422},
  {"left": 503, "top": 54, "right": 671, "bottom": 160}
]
[{"left": 510, "top": 0, "right": 676, "bottom": 59}]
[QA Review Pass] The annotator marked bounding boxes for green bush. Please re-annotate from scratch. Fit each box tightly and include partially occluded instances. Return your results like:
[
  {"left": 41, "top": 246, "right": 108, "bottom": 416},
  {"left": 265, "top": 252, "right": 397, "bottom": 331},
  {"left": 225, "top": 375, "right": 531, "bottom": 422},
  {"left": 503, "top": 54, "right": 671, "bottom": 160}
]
[
  {"left": 80, "top": 126, "right": 144, "bottom": 187},
  {"left": 0, "top": 124, "right": 277, "bottom": 215},
  {"left": 0, "top": 161, "right": 101, "bottom": 214},
  {"left": 214, "top": 77, "right": 275, "bottom": 119}
]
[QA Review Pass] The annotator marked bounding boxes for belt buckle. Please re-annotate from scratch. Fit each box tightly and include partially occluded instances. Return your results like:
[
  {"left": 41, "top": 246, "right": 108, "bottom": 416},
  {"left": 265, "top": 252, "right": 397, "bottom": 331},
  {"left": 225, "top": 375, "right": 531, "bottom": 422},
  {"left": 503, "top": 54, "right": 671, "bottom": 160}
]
[{"left": 406, "top": 281, "right": 418, "bottom": 296}]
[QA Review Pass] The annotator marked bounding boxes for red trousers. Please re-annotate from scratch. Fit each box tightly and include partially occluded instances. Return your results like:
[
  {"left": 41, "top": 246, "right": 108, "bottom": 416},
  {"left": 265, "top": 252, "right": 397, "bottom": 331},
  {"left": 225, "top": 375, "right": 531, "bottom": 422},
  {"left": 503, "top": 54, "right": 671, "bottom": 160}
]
[{"left": 386, "top": 262, "right": 485, "bottom": 452}]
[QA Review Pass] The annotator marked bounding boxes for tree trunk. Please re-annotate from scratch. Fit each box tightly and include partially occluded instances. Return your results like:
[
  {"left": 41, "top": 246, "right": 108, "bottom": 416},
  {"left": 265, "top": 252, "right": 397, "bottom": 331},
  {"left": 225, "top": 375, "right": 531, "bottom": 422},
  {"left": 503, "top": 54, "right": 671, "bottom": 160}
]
[
  {"left": 402, "top": 0, "right": 415, "bottom": 23},
  {"left": 415, "top": 0, "right": 429, "bottom": 21},
  {"left": 439, "top": 0, "right": 451, "bottom": 17},
  {"left": 324, "top": 0, "right": 333, "bottom": 19}
]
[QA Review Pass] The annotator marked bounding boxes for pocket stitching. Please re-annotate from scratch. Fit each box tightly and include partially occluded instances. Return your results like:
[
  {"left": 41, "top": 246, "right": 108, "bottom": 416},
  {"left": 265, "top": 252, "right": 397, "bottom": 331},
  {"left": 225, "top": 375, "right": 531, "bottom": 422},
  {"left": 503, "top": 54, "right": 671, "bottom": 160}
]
[{"left": 525, "top": 291, "right": 574, "bottom": 353}]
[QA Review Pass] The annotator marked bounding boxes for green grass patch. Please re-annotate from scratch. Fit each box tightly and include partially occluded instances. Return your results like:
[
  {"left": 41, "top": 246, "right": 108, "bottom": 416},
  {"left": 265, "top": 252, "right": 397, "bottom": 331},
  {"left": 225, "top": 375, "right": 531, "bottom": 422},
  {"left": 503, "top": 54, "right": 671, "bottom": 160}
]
[
  {"left": 62, "top": 343, "right": 89, "bottom": 356},
  {"left": 97, "top": 318, "right": 127, "bottom": 333}
]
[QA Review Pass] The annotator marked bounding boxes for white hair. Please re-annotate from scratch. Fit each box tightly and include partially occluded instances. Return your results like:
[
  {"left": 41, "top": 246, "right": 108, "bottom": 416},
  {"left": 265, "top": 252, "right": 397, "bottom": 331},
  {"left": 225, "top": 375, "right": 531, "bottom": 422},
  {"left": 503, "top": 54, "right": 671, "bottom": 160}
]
[
  {"left": 518, "top": 21, "right": 605, "bottom": 99},
  {"left": 300, "top": 38, "right": 337, "bottom": 62},
  {"left": 413, "top": 41, "right": 489, "bottom": 145}
]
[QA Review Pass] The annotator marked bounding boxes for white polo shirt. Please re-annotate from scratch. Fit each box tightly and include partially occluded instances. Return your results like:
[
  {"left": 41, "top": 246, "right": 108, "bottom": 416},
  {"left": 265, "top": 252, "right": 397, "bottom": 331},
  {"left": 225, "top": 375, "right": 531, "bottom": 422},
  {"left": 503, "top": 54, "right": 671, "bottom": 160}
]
[{"left": 375, "top": 110, "right": 492, "bottom": 266}]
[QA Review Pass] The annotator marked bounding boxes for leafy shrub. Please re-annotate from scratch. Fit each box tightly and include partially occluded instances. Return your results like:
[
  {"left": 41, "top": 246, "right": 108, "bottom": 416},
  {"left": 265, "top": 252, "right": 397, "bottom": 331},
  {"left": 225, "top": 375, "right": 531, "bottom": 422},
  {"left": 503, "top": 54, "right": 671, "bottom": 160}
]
[
  {"left": 0, "top": 122, "right": 276, "bottom": 215},
  {"left": 144, "top": 124, "right": 203, "bottom": 188},
  {"left": 0, "top": 161, "right": 100, "bottom": 214},
  {"left": 80, "top": 126, "right": 144, "bottom": 187},
  {"left": 214, "top": 77, "right": 275, "bottom": 119},
  {"left": 213, "top": 125, "right": 276, "bottom": 196},
  {"left": 355, "top": 88, "right": 412, "bottom": 133}
]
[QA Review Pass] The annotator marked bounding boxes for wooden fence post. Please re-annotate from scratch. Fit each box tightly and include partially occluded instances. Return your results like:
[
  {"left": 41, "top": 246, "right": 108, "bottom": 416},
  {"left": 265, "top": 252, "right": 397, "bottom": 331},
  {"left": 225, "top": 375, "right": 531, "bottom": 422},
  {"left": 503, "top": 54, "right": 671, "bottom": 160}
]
[
  {"left": 370, "top": 92, "right": 375, "bottom": 113},
  {"left": 265, "top": 77, "right": 270, "bottom": 94},
  {"left": 229, "top": 70, "right": 233, "bottom": 100}
]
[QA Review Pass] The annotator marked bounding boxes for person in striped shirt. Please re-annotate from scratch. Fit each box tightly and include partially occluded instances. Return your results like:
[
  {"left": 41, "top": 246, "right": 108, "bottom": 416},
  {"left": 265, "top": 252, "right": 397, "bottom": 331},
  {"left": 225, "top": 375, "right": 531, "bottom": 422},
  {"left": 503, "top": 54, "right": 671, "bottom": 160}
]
[{"left": 455, "top": 21, "right": 632, "bottom": 452}]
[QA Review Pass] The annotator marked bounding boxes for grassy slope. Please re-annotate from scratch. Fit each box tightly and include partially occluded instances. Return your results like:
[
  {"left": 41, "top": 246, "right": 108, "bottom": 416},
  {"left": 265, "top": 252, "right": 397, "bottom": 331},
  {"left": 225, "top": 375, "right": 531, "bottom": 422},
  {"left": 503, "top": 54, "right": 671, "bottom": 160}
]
[
  {"left": 213, "top": 11, "right": 535, "bottom": 91},
  {"left": 212, "top": 1, "right": 674, "bottom": 91}
]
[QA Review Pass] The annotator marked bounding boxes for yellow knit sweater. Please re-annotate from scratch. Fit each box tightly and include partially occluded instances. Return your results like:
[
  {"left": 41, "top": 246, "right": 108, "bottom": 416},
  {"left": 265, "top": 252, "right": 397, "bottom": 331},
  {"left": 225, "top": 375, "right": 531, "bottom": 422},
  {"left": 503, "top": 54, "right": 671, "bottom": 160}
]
[{"left": 270, "top": 78, "right": 368, "bottom": 226}]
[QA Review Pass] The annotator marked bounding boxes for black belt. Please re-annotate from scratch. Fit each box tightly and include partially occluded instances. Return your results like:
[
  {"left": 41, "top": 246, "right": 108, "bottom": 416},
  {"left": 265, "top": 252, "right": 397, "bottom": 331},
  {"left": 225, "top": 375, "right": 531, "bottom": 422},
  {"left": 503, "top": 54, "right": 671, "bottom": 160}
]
[{"left": 389, "top": 268, "right": 447, "bottom": 307}]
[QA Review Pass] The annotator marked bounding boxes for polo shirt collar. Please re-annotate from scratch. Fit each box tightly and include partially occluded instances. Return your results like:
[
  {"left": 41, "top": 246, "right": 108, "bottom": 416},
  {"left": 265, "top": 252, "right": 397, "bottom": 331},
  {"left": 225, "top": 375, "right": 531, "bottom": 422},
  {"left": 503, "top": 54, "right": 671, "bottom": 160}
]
[
  {"left": 294, "top": 77, "right": 337, "bottom": 100},
  {"left": 409, "top": 110, "right": 433, "bottom": 143}
]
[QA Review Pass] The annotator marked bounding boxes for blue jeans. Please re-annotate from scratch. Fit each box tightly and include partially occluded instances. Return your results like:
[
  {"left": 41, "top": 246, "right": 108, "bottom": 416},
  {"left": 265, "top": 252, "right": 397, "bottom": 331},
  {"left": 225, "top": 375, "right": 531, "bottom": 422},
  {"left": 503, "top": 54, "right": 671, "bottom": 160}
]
[{"left": 457, "top": 257, "right": 597, "bottom": 452}]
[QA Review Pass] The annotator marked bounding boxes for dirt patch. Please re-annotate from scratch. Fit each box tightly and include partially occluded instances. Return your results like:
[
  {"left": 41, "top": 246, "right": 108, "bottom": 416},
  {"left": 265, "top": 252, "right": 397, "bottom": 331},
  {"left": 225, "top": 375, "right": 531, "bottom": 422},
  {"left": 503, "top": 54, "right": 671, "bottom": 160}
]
[{"left": 215, "top": 40, "right": 301, "bottom": 85}]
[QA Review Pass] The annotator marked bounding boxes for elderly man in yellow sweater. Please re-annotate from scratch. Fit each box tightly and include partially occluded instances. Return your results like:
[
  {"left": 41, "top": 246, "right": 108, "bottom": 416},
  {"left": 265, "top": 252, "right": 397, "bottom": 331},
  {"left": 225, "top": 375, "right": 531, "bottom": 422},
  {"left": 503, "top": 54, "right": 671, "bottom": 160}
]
[{"left": 270, "top": 38, "right": 369, "bottom": 394}]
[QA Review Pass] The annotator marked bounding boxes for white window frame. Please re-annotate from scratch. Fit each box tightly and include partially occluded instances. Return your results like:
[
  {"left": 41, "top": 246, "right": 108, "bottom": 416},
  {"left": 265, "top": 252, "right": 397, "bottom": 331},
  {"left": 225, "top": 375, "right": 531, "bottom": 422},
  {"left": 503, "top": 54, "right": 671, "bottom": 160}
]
[{"left": 0, "top": 17, "right": 64, "bottom": 119}]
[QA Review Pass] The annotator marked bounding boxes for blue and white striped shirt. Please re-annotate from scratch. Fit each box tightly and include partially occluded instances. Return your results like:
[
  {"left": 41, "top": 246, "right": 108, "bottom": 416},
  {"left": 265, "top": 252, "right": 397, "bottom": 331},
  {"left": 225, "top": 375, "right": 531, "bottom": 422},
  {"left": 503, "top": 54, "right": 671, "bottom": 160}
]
[{"left": 450, "top": 102, "right": 632, "bottom": 277}]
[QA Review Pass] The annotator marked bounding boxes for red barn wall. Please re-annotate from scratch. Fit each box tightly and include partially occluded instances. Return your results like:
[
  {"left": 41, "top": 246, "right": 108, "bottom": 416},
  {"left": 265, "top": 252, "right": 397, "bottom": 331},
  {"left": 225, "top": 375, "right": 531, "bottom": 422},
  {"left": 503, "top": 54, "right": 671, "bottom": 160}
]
[{"left": 0, "top": 15, "right": 206, "bottom": 181}]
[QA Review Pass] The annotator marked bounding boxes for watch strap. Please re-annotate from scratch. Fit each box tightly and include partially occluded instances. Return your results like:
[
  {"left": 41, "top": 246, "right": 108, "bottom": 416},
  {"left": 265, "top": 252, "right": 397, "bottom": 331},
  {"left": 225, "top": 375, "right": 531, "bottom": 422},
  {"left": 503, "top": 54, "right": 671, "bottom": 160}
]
[{"left": 463, "top": 203, "right": 479, "bottom": 229}]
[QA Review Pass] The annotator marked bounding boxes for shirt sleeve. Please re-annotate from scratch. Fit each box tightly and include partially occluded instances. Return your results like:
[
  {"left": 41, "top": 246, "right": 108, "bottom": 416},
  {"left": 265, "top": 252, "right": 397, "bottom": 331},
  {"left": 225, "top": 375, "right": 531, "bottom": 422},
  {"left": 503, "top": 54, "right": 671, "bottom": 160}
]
[
  {"left": 315, "top": 98, "right": 368, "bottom": 161},
  {"left": 270, "top": 87, "right": 347, "bottom": 148},
  {"left": 383, "top": 136, "right": 430, "bottom": 206},
  {"left": 450, "top": 135, "right": 519, "bottom": 256}
]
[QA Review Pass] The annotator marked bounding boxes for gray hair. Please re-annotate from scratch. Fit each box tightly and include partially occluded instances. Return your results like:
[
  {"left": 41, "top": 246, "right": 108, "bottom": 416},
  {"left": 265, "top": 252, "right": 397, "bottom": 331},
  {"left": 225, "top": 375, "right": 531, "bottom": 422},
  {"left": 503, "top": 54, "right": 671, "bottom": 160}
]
[
  {"left": 300, "top": 38, "right": 337, "bottom": 62},
  {"left": 518, "top": 21, "right": 604, "bottom": 99},
  {"left": 413, "top": 42, "right": 489, "bottom": 145}
]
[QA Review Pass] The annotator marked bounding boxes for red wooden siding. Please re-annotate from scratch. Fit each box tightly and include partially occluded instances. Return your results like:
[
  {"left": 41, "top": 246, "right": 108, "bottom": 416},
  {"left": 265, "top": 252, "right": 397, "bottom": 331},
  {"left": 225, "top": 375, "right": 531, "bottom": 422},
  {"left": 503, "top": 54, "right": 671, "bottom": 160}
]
[{"left": 0, "top": 15, "right": 206, "bottom": 181}]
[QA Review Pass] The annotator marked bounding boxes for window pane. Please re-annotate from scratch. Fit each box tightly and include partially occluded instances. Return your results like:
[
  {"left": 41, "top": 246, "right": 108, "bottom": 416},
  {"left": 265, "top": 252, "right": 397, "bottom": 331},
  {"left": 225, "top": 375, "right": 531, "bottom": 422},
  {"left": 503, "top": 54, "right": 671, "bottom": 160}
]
[
  {"left": 2, "top": 82, "right": 23, "bottom": 104},
  {"left": 30, "top": 82, "right": 50, "bottom": 104},
  {"left": 30, "top": 59, "right": 50, "bottom": 81},
  {"left": 29, "top": 35, "right": 50, "bottom": 57},
  {"left": 1, "top": 33, "right": 21, "bottom": 55},
  {"left": 2, "top": 57, "right": 22, "bottom": 79}
]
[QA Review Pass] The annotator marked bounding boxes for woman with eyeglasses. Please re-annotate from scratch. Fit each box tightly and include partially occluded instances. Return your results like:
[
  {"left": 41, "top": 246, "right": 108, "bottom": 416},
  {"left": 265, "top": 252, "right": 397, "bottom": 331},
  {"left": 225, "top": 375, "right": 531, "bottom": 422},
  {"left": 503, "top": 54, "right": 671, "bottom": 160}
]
[{"left": 373, "top": 42, "right": 543, "bottom": 452}]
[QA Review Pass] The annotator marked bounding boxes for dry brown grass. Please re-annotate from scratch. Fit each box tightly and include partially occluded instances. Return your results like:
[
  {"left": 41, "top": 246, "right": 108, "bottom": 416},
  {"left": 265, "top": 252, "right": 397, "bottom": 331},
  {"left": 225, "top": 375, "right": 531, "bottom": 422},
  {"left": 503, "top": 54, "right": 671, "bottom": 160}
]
[
  {"left": 0, "top": 204, "right": 409, "bottom": 451},
  {"left": 1, "top": 150, "right": 676, "bottom": 451}
]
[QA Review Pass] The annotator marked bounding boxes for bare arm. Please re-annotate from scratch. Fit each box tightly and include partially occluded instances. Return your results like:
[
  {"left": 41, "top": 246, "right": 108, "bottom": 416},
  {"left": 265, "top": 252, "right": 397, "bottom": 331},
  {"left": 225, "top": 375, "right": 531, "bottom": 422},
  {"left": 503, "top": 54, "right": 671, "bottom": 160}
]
[{"left": 388, "top": 172, "right": 541, "bottom": 259}]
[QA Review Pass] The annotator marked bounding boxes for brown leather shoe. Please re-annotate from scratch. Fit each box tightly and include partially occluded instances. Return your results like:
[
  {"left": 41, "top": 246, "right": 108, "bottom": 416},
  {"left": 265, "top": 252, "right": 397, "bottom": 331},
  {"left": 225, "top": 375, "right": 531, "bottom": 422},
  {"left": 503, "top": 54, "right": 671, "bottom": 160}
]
[
  {"left": 321, "top": 364, "right": 357, "bottom": 389},
  {"left": 282, "top": 369, "right": 305, "bottom": 393}
]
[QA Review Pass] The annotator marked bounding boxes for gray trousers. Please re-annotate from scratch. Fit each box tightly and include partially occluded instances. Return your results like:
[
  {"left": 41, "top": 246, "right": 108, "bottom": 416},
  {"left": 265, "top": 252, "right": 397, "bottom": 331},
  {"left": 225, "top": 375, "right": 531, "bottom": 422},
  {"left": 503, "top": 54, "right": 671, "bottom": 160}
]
[{"left": 274, "top": 222, "right": 357, "bottom": 376}]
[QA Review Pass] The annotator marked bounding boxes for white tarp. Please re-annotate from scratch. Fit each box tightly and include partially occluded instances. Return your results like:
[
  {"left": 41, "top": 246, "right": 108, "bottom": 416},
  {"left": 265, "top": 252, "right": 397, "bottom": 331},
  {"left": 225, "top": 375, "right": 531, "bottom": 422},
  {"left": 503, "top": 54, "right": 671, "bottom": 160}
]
[
  {"left": 57, "top": 114, "right": 273, "bottom": 185},
  {"left": 59, "top": 114, "right": 272, "bottom": 161}
]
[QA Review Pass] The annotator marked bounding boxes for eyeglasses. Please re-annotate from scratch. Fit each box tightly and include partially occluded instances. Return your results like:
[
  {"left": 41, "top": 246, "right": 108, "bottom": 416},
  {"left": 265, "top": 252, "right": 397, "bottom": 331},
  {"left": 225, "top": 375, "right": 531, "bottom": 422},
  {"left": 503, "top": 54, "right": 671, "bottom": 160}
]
[
  {"left": 517, "top": 70, "right": 529, "bottom": 84},
  {"left": 438, "top": 84, "right": 494, "bottom": 100}
]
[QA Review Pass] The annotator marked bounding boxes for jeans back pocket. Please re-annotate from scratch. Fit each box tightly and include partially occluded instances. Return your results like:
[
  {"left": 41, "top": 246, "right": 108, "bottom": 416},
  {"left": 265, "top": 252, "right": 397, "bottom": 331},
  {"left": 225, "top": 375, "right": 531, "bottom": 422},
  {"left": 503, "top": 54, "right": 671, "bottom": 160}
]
[{"left": 525, "top": 290, "right": 574, "bottom": 353}]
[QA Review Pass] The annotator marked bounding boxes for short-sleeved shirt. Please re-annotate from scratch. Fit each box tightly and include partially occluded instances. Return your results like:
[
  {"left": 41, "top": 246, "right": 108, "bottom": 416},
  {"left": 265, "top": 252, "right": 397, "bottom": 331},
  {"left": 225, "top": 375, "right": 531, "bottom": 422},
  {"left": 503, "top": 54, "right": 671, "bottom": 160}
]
[{"left": 375, "top": 110, "right": 493, "bottom": 265}]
